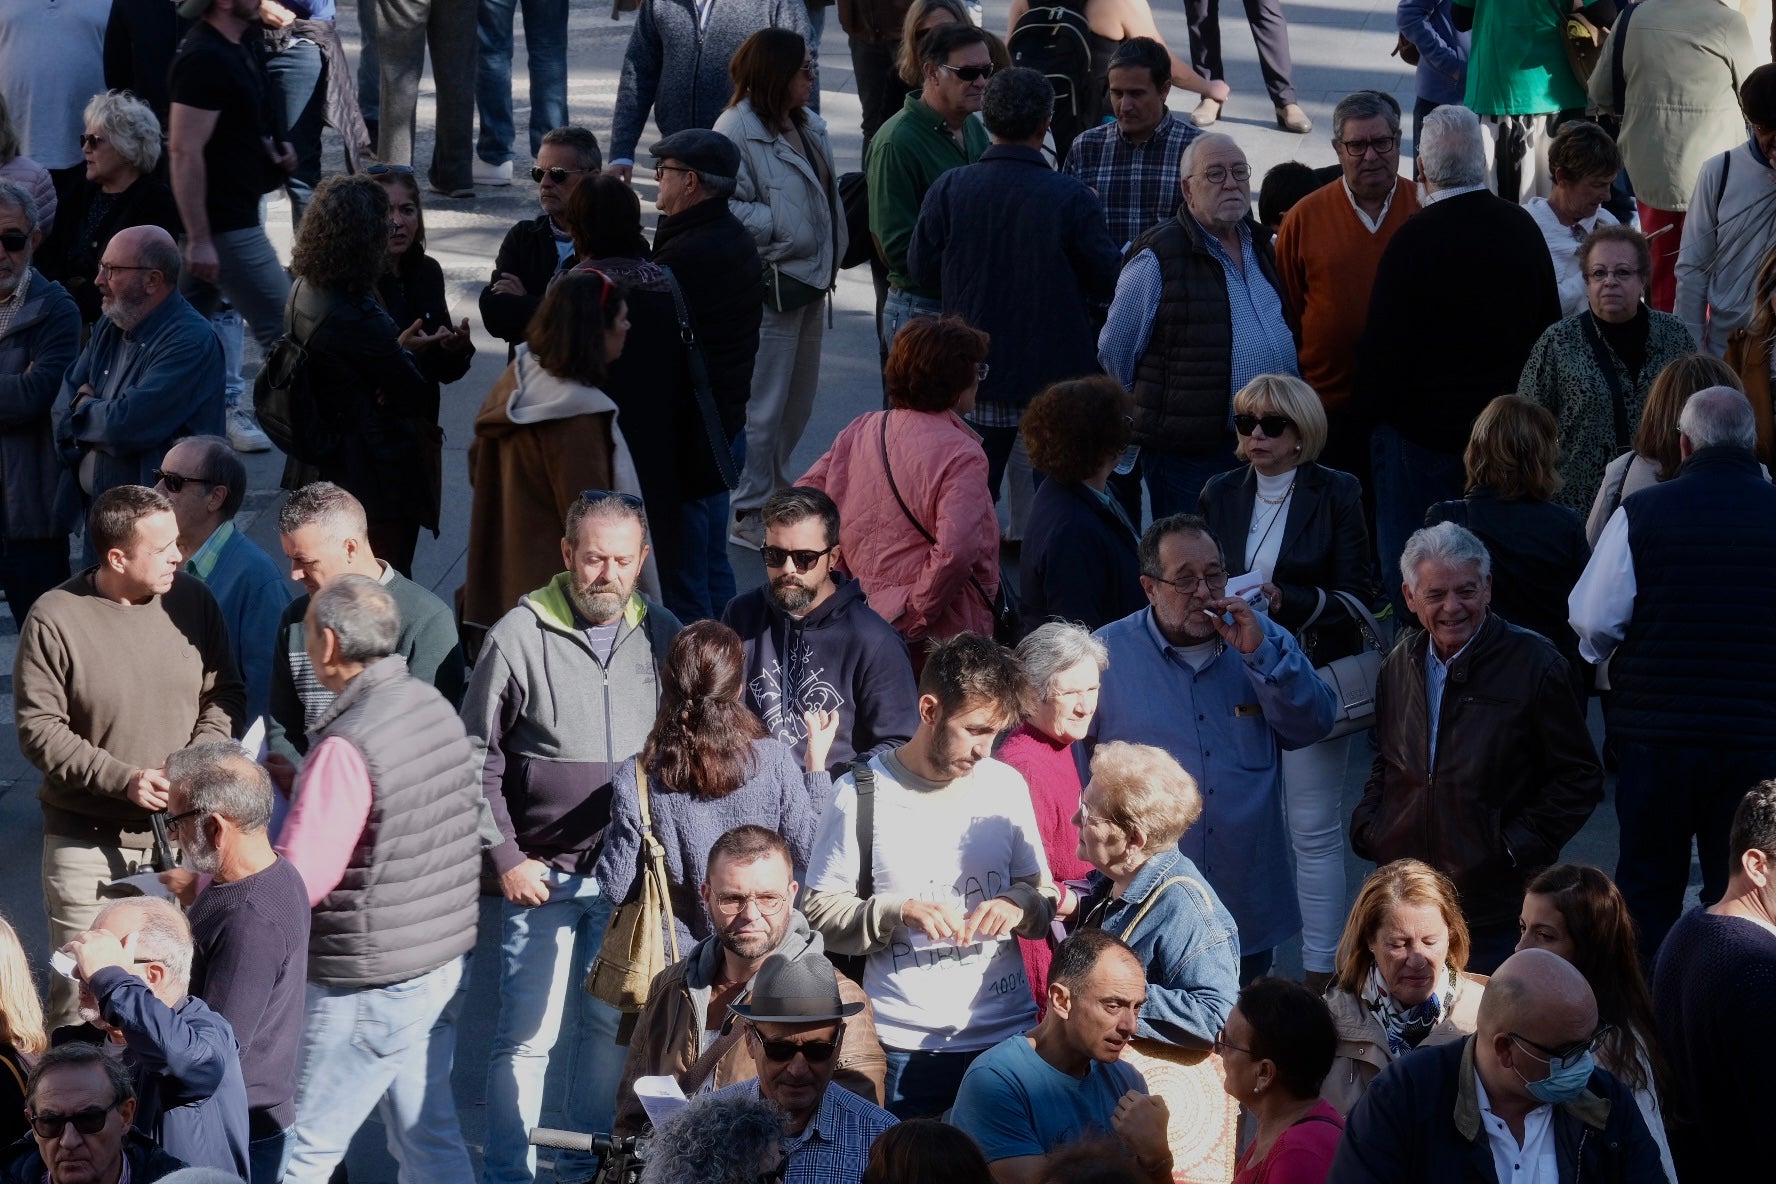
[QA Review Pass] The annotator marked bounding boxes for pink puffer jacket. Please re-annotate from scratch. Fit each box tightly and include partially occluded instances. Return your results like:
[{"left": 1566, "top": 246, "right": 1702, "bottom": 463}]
[{"left": 800, "top": 408, "right": 998, "bottom": 643}]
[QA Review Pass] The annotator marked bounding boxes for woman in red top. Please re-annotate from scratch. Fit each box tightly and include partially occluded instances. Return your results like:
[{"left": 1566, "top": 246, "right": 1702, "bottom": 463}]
[
  {"left": 1220, "top": 977, "right": 1344, "bottom": 1184},
  {"left": 1000, "top": 621, "right": 1107, "bottom": 1008}
]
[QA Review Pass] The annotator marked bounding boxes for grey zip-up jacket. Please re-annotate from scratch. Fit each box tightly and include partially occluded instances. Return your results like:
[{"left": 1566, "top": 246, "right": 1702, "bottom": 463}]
[
  {"left": 0, "top": 268, "right": 81, "bottom": 540},
  {"left": 609, "top": 0, "right": 810, "bottom": 164},
  {"left": 464, "top": 574, "right": 681, "bottom": 875}
]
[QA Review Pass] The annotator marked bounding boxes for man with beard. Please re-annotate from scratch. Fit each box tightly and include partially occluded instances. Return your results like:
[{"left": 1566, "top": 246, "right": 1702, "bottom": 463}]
[
  {"left": 1085, "top": 514, "right": 1335, "bottom": 984},
  {"left": 52, "top": 226, "right": 224, "bottom": 513},
  {"left": 803, "top": 633, "right": 1058, "bottom": 1120},
  {"left": 160, "top": 742, "right": 309, "bottom": 1184},
  {"left": 722, "top": 486, "right": 917, "bottom": 776},
  {"left": 613, "top": 825, "right": 886, "bottom": 1136},
  {"left": 462, "top": 489, "right": 681, "bottom": 1184}
]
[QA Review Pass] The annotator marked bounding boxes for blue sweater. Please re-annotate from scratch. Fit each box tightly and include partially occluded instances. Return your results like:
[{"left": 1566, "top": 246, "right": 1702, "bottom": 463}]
[{"left": 194, "top": 525, "right": 294, "bottom": 725}]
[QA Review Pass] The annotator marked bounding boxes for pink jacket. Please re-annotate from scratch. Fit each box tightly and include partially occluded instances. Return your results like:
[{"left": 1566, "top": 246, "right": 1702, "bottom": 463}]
[{"left": 800, "top": 408, "right": 998, "bottom": 643}]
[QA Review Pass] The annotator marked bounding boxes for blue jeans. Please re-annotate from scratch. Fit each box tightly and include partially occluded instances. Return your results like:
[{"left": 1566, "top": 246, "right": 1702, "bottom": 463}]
[
  {"left": 1142, "top": 446, "right": 1240, "bottom": 520},
  {"left": 284, "top": 954, "right": 475, "bottom": 1184},
  {"left": 181, "top": 225, "right": 292, "bottom": 360},
  {"left": 664, "top": 434, "right": 741, "bottom": 622},
  {"left": 482, "top": 874, "right": 624, "bottom": 1184},
  {"left": 1370, "top": 424, "right": 1466, "bottom": 618},
  {"left": 1238, "top": 948, "right": 1274, "bottom": 988},
  {"left": 264, "top": 36, "right": 326, "bottom": 230},
  {"left": 248, "top": 1126, "right": 294, "bottom": 1184},
  {"left": 475, "top": 0, "right": 569, "bottom": 164},
  {"left": 882, "top": 289, "right": 940, "bottom": 355},
  {"left": 881, "top": 1047, "right": 984, "bottom": 1120}
]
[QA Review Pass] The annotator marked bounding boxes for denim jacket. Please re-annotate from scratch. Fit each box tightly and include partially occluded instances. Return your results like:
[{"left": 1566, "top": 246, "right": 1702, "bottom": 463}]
[{"left": 1080, "top": 847, "right": 1240, "bottom": 1047}]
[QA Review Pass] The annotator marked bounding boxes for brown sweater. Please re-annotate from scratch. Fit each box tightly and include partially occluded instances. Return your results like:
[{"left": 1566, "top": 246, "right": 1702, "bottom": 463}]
[
  {"left": 15, "top": 570, "right": 245, "bottom": 841},
  {"left": 1274, "top": 176, "right": 1420, "bottom": 411}
]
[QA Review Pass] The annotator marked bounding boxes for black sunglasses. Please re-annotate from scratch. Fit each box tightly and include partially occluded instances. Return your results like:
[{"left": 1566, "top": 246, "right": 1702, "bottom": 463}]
[
  {"left": 1233, "top": 414, "right": 1295, "bottom": 438},
  {"left": 151, "top": 469, "right": 213, "bottom": 493},
  {"left": 532, "top": 166, "right": 583, "bottom": 184},
  {"left": 366, "top": 163, "right": 415, "bottom": 177},
  {"left": 28, "top": 1105, "right": 117, "bottom": 1140},
  {"left": 0, "top": 230, "right": 29, "bottom": 252},
  {"left": 1510, "top": 1024, "right": 1614, "bottom": 1064},
  {"left": 760, "top": 545, "right": 834, "bottom": 573},
  {"left": 578, "top": 489, "right": 645, "bottom": 511},
  {"left": 940, "top": 63, "right": 993, "bottom": 82},
  {"left": 756, "top": 1037, "right": 838, "bottom": 1063}
]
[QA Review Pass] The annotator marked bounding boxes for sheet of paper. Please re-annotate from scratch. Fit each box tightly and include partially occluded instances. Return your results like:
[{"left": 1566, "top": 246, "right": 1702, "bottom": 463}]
[
  {"left": 902, "top": 929, "right": 1005, "bottom": 953},
  {"left": 1225, "top": 571, "right": 1266, "bottom": 604},
  {"left": 634, "top": 1075, "right": 688, "bottom": 1124},
  {"left": 241, "top": 716, "right": 269, "bottom": 762},
  {"left": 50, "top": 950, "right": 78, "bottom": 981},
  {"left": 105, "top": 871, "right": 176, "bottom": 901}
]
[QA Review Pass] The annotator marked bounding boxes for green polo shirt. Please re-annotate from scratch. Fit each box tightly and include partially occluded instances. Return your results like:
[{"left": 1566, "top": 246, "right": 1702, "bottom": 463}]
[
  {"left": 1455, "top": 0, "right": 1588, "bottom": 116},
  {"left": 866, "top": 93, "right": 989, "bottom": 298}
]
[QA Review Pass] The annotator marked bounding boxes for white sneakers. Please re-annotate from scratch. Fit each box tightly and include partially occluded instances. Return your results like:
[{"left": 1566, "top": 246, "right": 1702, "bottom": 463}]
[
  {"left": 473, "top": 158, "right": 514, "bottom": 186},
  {"left": 729, "top": 510, "right": 765, "bottom": 551},
  {"left": 227, "top": 406, "right": 273, "bottom": 453}
]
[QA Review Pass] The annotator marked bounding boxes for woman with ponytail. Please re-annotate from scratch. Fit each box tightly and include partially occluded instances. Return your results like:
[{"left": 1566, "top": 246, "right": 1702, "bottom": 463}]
[{"left": 594, "top": 619, "right": 835, "bottom": 951}]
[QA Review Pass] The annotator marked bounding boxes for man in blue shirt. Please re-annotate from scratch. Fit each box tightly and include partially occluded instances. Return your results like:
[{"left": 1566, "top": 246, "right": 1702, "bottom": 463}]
[
  {"left": 951, "top": 929, "right": 1174, "bottom": 1182},
  {"left": 1086, "top": 514, "right": 1336, "bottom": 982}
]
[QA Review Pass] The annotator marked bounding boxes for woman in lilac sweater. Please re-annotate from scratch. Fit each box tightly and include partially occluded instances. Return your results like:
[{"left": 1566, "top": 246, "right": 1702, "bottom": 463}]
[
  {"left": 1000, "top": 621, "right": 1109, "bottom": 1007},
  {"left": 595, "top": 620, "right": 836, "bottom": 953}
]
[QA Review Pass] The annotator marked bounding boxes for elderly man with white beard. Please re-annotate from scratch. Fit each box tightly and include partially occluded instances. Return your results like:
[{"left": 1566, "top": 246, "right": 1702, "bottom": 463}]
[{"left": 160, "top": 741, "right": 310, "bottom": 1184}]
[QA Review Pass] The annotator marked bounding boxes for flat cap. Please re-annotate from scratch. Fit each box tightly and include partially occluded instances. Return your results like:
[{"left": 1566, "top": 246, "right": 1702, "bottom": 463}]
[{"left": 648, "top": 129, "right": 741, "bottom": 181}]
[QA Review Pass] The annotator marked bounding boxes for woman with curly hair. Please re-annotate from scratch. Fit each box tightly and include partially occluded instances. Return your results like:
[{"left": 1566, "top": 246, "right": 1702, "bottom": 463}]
[
  {"left": 277, "top": 174, "right": 433, "bottom": 573},
  {"left": 1019, "top": 376, "right": 1144, "bottom": 633},
  {"left": 640, "top": 1090, "right": 785, "bottom": 1184},
  {"left": 593, "top": 620, "right": 831, "bottom": 953}
]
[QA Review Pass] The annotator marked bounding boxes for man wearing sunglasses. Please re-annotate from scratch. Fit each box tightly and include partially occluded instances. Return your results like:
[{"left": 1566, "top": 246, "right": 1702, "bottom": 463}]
[
  {"left": 4, "top": 1044, "right": 183, "bottom": 1184},
  {"left": 479, "top": 126, "right": 602, "bottom": 358},
  {"left": 1331, "top": 948, "right": 1666, "bottom": 1184},
  {"left": 712, "top": 948, "right": 898, "bottom": 1183},
  {"left": 722, "top": 487, "right": 917, "bottom": 777}
]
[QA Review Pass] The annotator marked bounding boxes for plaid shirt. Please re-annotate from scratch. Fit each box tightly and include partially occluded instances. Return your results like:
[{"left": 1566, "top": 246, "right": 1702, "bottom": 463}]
[
  {"left": 714, "top": 1077, "right": 898, "bottom": 1183},
  {"left": 1062, "top": 111, "right": 1201, "bottom": 253}
]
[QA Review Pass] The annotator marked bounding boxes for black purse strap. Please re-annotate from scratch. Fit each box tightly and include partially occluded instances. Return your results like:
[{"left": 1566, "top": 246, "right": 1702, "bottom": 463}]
[
  {"left": 1580, "top": 313, "right": 1634, "bottom": 451},
  {"left": 876, "top": 411, "right": 996, "bottom": 615},
  {"left": 853, "top": 762, "right": 875, "bottom": 900},
  {"left": 1610, "top": 1, "right": 1636, "bottom": 113},
  {"left": 659, "top": 265, "right": 739, "bottom": 490}
]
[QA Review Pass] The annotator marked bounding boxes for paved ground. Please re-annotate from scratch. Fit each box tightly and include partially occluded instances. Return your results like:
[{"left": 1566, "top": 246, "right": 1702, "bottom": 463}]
[{"left": 0, "top": 0, "right": 1673, "bottom": 1177}]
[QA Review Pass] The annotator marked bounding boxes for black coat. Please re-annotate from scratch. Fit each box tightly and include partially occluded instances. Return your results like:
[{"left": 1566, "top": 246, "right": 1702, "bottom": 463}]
[
  {"left": 1352, "top": 613, "right": 1603, "bottom": 926},
  {"left": 277, "top": 279, "right": 436, "bottom": 527},
  {"left": 1200, "top": 461, "right": 1378, "bottom": 660},
  {"left": 2, "top": 1130, "right": 184, "bottom": 1184},
  {"left": 103, "top": 0, "right": 189, "bottom": 123},
  {"left": 375, "top": 250, "right": 473, "bottom": 533},
  {"left": 651, "top": 196, "right": 763, "bottom": 440},
  {"left": 478, "top": 214, "right": 572, "bottom": 353},
  {"left": 37, "top": 176, "right": 183, "bottom": 325},
  {"left": 1019, "top": 479, "right": 1144, "bottom": 635}
]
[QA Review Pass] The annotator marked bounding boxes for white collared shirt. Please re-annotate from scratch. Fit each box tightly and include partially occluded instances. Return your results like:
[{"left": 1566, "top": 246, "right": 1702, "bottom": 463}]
[
  {"left": 1476, "top": 1068, "right": 1559, "bottom": 1184},
  {"left": 1341, "top": 177, "right": 1397, "bottom": 234}
]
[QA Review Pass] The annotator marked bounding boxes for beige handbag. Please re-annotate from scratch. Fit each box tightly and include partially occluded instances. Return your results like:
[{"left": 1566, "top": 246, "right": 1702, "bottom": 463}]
[{"left": 586, "top": 760, "right": 680, "bottom": 1013}]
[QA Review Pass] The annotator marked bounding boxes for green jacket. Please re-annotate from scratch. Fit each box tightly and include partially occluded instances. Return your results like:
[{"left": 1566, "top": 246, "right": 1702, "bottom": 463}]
[
  {"left": 866, "top": 94, "right": 988, "bottom": 297},
  {"left": 1456, "top": 0, "right": 1588, "bottom": 116}
]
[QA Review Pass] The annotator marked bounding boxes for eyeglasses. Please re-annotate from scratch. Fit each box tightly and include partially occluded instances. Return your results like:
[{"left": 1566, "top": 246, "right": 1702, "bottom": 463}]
[
  {"left": 654, "top": 164, "right": 696, "bottom": 178},
  {"left": 1233, "top": 414, "right": 1295, "bottom": 438},
  {"left": 151, "top": 469, "right": 214, "bottom": 493},
  {"left": 712, "top": 891, "right": 790, "bottom": 917},
  {"left": 1197, "top": 163, "right": 1251, "bottom": 185},
  {"left": 80, "top": 133, "right": 107, "bottom": 150},
  {"left": 577, "top": 489, "right": 646, "bottom": 512},
  {"left": 760, "top": 545, "right": 834, "bottom": 573},
  {"left": 164, "top": 807, "right": 203, "bottom": 830},
  {"left": 754, "top": 1034, "right": 840, "bottom": 1063},
  {"left": 28, "top": 1104, "right": 117, "bottom": 1141},
  {"left": 939, "top": 63, "right": 994, "bottom": 82},
  {"left": 1584, "top": 267, "right": 1643, "bottom": 284},
  {"left": 1150, "top": 570, "right": 1228, "bottom": 593},
  {"left": 0, "top": 231, "right": 29, "bottom": 253},
  {"left": 532, "top": 165, "right": 585, "bottom": 184},
  {"left": 1510, "top": 1025, "right": 1613, "bottom": 1065},
  {"left": 96, "top": 262, "right": 152, "bottom": 276},
  {"left": 798, "top": 60, "right": 817, "bottom": 77},
  {"left": 366, "top": 163, "right": 415, "bottom": 177},
  {"left": 1337, "top": 135, "right": 1398, "bottom": 158},
  {"left": 1213, "top": 1028, "right": 1252, "bottom": 1057}
]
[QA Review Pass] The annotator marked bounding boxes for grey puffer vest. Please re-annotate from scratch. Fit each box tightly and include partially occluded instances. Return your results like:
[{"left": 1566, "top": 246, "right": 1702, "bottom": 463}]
[{"left": 307, "top": 656, "right": 480, "bottom": 988}]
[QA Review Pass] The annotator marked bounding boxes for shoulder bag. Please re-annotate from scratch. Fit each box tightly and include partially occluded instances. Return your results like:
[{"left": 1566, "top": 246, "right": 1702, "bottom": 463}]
[
  {"left": 586, "top": 760, "right": 681, "bottom": 1013},
  {"left": 1298, "top": 589, "right": 1391, "bottom": 740},
  {"left": 827, "top": 761, "right": 876, "bottom": 984},
  {"left": 1554, "top": 0, "right": 1606, "bottom": 88},
  {"left": 877, "top": 411, "right": 1021, "bottom": 645},
  {"left": 1608, "top": 0, "right": 1638, "bottom": 113},
  {"left": 658, "top": 265, "right": 740, "bottom": 491}
]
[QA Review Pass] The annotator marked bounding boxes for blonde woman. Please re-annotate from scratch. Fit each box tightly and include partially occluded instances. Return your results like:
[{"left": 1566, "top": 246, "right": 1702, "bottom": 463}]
[
  {"left": 0, "top": 912, "right": 47, "bottom": 1145},
  {"left": 1199, "top": 374, "right": 1377, "bottom": 994}
]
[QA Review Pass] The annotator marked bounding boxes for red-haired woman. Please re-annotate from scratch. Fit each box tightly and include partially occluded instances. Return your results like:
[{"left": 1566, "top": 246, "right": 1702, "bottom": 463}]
[
  {"left": 594, "top": 620, "right": 835, "bottom": 951},
  {"left": 799, "top": 316, "right": 1000, "bottom": 670}
]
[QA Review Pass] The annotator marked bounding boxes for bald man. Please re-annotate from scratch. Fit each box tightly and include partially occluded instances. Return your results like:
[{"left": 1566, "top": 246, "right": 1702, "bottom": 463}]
[
  {"left": 53, "top": 225, "right": 226, "bottom": 511},
  {"left": 1328, "top": 949, "right": 1667, "bottom": 1184}
]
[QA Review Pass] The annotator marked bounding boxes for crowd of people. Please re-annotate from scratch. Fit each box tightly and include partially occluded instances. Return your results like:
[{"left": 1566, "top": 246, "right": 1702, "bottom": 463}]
[{"left": 4, "top": 1, "right": 1776, "bottom": 1184}]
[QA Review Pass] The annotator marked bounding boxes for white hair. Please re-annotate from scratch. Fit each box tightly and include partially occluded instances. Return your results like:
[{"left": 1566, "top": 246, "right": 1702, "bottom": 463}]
[
  {"left": 1016, "top": 622, "right": 1109, "bottom": 699},
  {"left": 84, "top": 90, "right": 163, "bottom": 174},
  {"left": 1179, "top": 132, "right": 1240, "bottom": 182},
  {"left": 1418, "top": 105, "right": 1486, "bottom": 191},
  {"left": 1678, "top": 385, "right": 1757, "bottom": 451},
  {"left": 93, "top": 898, "right": 193, "bottom": 994},
  {"left": 1401, "top": 521, "right": 1491, "bottom": 592}
]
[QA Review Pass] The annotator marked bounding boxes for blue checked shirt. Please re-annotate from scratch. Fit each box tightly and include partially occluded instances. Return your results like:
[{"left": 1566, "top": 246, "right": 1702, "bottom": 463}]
[
  {"left": 1062, "top": 110, "right": 1200, "bottom": 253},
  {"left": 713, "top": 1077, "right": 898, "bottom": 1183}
]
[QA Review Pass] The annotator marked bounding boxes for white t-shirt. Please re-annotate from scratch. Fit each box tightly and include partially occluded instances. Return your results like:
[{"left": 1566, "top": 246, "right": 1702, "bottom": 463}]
[
  {"left": 805, "top": 751, "right": 1048, "bottom": 1051},
  {"left": 1524, "top": 196, "right": 1619, "bottom": 319}
]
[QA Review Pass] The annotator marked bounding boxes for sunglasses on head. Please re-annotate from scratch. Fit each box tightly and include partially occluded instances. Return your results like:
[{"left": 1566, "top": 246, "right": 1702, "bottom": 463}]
[
  {"left": 760, "top": 545, "right": 834, "bottom": 573},
  {"left": 755, "top": 1036, "right": 839, "bottom": 1063},
  {"left": 151, "top": 469, "right": 213, "bottom": 493},
  {"left": 532, "top": 166, "right": 582, "bottom": 184},
  {"left": 1233, "top": 414, "right": 1295, "bottom": 438},
  {"left": 28, "top": 1105, "right": 117, "bottom": 1141},
  {"left": 940, "top": 63, "right": 994, "bottom": 82},
  {"left": 0, "top": 230, "right": 29, "bottom": 252}
]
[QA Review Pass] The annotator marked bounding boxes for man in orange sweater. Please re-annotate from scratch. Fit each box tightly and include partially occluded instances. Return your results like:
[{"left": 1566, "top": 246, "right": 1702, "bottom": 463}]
[{"left": 1274, "top": 90, "right": 1419, "bottom": 483}]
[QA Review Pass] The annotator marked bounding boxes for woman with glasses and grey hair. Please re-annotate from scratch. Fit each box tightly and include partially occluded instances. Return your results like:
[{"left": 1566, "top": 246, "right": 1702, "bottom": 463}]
[
  {"left": 641, "top": 1090, "right": 786, "bottom": 1184},
  {"left": 38, "top": 91, "right": 179, "bottom": 326}
]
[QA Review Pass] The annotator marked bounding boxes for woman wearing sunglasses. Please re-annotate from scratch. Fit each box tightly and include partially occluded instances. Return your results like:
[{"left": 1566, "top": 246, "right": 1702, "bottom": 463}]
[
  {"left": 715, "top": 29, "right": 845, "bottom": 552},
  {"left": 594, "top": 620, "right": 832, "bottom": 955},
  {"left": 1199, "top": 373, "right": 1377, "bottom": 996},
  {"left": 1515, "top": 863, "right": 1679, "bottom": 1182}
]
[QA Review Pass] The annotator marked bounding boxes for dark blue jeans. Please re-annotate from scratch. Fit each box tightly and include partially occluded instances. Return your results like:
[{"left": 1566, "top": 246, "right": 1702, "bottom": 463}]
[
  {"left": 474, "top": 0, "right": 569, "bottom": 164},
  {"left": 1615, "top": 742, "right": 1776, "bottom": 967},
  {"left": 882, "top": 1046, "right": 985, "bottom": 1119},
  {"left": 1238, "top": 947, "right": 1274, "bottom": 987},
  {"left": 1370, "top": 424, "right": 1466, "bottom": 618},
  {"left": 663, "top": 436, "right": 741, "bottom": 622},
  {"left": 247, "top": 1125, "right": 294, "bottom": 1184},
  {"left": 264, "top": 35, "right": 326, "bottom": 231},
  {"left": 1143, "top": 446, "right": 1240, "bottom": 520}
]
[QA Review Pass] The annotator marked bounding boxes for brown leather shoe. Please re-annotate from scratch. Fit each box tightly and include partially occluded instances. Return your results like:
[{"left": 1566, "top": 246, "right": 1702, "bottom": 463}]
[
  {"left": 1275, "top": 103, "right": 1313, "bottom": 133},
  {"left": 1191, "top": 96, "right": 1224, "bottom": 128}
]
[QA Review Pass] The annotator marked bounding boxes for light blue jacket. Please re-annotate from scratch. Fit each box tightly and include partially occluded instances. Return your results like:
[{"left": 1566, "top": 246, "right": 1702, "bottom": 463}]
[
  {"left": 194, "top": 525, "right": 293, "bottom": 725},
  {"left": 1085, "top": 609, "right": 1336, "bottom": 955}
]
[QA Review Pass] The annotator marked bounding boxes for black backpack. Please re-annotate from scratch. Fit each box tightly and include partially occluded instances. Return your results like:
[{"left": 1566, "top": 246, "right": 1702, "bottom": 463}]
[
  {"left": 253, "top": 278, "right": 345, "bottom": 464},
  {"left": 1008, "top": 2, "right": 1100, "bottom": 162}
]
